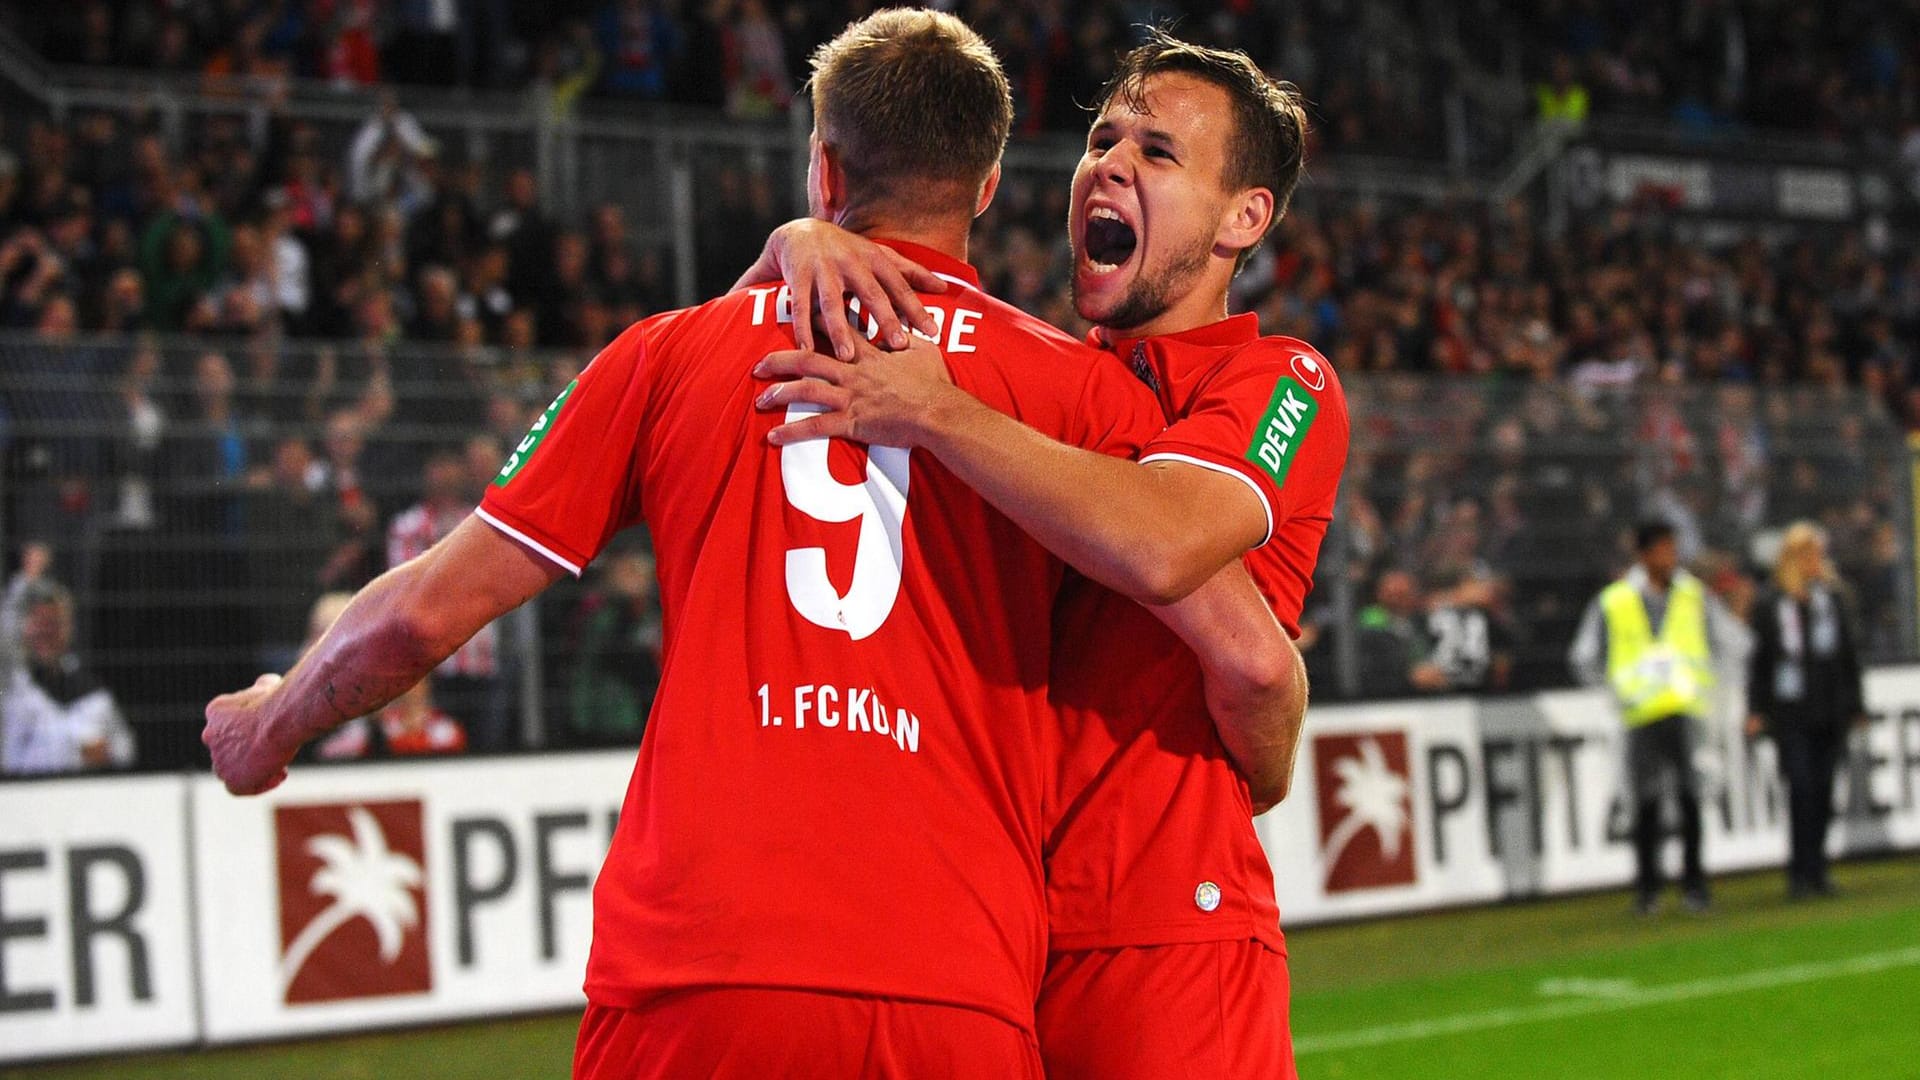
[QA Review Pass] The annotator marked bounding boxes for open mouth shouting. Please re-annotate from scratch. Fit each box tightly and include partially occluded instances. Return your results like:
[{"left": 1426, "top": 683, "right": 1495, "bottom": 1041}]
[{"left": 1082, "top": 205, "right": 1139, "bottom": 275}]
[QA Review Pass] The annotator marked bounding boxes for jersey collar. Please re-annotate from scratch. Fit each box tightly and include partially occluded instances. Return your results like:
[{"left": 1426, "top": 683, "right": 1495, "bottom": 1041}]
[
  {"left": 871, "top": 237, "right": 982, "bottom": 292},
  {"left": 1087, "top": 312, "right": 1261, "bottom": 361}
]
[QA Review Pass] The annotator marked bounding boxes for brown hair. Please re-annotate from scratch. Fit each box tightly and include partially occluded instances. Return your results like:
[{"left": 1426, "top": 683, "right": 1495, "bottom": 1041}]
[
  {"left": 808, "top": 9, "right": 1012, "bottom": 218},
  {"left": 1096, "top": 27, "right": 1309, "bottom": 268}
]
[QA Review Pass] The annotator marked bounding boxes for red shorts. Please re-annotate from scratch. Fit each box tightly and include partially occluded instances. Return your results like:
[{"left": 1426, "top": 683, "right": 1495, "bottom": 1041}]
[
  {"left": 1037, "top": 940, "right": 1295, "bottom": 1080},
  {"left": 573, "top": 989, "right": 1044, "bottom": 1080}
]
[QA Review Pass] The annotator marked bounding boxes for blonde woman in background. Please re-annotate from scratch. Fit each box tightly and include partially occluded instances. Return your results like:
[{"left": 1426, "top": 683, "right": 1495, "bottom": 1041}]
[{"left": 1746, "top": 522, "right": 1867, "bottom": 899}]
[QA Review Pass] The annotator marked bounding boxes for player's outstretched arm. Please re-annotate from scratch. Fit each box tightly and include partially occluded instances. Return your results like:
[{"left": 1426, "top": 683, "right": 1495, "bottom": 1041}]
[
  {"left": 756, "top": 339, "right": 1266, "bottom": 604},
  {"left": 203, "top": 515, "right": 564, "bottom": 794},
  {"left": 1150, "top": 562, "right": 1308, "bottom": 814},
  {"left": 729, "top": 218, "right": 946, "bottom": 361}
]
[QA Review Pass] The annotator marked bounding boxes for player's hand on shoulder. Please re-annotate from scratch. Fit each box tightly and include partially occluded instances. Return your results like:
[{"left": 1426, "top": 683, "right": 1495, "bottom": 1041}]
[
  {"left": 204, "top": 673, "right": 294, "bottom": 796},
  {"left": 764, "top": 219, "right": 946, "bottom": 362},
  {"left": 755, "top": 333, "right": 955, "bottom": 448}
]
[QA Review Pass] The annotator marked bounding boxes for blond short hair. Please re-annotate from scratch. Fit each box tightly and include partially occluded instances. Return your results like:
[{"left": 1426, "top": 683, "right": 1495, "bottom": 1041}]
[{"left": 808, "top": 9, "right": 1012, "bottom": 217}]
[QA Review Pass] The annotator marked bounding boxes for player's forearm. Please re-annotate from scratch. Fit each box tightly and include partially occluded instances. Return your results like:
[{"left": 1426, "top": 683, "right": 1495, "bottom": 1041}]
[
  {"left": 257, "top": 559, "right": 461, "bottom": 756},
  {"left": 1207, "top": 643, "right": 1308, "bottom": 816},
  {"left": 921, "top": 391, "right": 1238, "bottom": 604},
  {"left": 1150, "top": 565, "right": 1308, "bottom": 812}
]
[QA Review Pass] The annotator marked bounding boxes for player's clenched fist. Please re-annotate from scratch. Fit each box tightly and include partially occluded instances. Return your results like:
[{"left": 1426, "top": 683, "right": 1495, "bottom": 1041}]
[{"left": 204, "top": 673, "right": 294, "bottom": 795}]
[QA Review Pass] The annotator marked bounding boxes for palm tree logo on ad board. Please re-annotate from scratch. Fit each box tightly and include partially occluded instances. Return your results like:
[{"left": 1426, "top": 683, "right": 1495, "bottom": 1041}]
[
  {"left": 275, "top": 801, "right": 431, "bottom": 1004},
  {"left": 1313, "top": 732, "right": 1417, "bottom": 892}
]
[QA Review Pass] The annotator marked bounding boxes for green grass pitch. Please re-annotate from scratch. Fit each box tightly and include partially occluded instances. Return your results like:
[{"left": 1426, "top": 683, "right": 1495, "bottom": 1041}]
[{"left": 18, "top": 855, "right": 1920, "bottom": 1079}]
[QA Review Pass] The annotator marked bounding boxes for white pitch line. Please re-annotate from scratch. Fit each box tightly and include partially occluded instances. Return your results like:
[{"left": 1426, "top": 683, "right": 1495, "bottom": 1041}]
[{"left": 1295, "top": 945, "right": 1920, "bottom": 1054}]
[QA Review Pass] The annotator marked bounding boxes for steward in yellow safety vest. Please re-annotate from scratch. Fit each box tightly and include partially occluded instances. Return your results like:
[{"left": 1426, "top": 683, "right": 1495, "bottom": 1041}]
[
  {"left": 1600, "top": 571, "right": 1713, "bottom": 726},
  {"left": 1568, "top": 522, "right": 1741, "bottom": 916}
]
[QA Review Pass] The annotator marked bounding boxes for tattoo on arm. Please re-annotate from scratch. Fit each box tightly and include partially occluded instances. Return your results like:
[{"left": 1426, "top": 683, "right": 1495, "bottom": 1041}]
[{"left": 323, "top": 680, "right": 352, "bottom": 723}]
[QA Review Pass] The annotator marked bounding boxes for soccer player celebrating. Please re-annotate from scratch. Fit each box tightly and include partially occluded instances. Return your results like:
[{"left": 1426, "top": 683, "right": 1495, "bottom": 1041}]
[
  {"left": 749, "top": 30, "right": 1346, "bottom": 1079},
  {"left": 203, "top": 11, "right": 1301, "bottom": 1077}
]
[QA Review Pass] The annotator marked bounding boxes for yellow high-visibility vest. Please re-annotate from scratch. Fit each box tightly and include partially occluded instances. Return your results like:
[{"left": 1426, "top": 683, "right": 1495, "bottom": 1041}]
[
  {"left": 1535, "top": 83, "right": 1590, "bottom": 124},
  {"left": 1601, "top": 574, "right": 1712, "bottom": 725}
]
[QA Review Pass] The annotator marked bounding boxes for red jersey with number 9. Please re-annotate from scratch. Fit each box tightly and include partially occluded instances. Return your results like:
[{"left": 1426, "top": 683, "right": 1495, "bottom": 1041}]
[{"left": 477, "top": 240, "right": 1162, "bottom": 1032}]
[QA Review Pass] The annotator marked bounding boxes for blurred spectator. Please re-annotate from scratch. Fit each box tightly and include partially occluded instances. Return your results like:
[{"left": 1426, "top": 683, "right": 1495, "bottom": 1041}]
[
  {"left": 409, "top": 264, "right": 464, "bottom": 342},
  {"left": 459, "top": 242, "right": 518, "bottom": 342},
  {"left": 2, "top": 546, "right": 135, "bottom": 775},
  {"left": 567, "top": 542, "right": 662, "bottom": 748},
  {"left": 163, "top": 350, "right": 250, "bottom": 538},
  {"left": 536, "top": 231, "right": 596, "bottom": 346},
  {"left": 387, "top": 448, "right": 507, "bottom": 749},
  {"left": 140, "top": 211, "right": 229, "bottom": 332},
  {"left": 488, "top": 168, "right": 551, "bottom": 305},
  {"left": 95, "top": 267, "right": 148, "bottom": 334},
  {"left": 1, "top": 227, "right": 74, "bottom": 327},
  {"left": 307, "top": 407, "right": 384, "bottom": 591},
  {"left": 245, "top": 434, "right": 344, "bottom": 672},
  {"left": 1355, "top": 570, "right": 1451, "bottom": 697},
  {"left": 596, "top": 0, "right": 680, "bottom": 99},
  {"left": 321, "top": 1, "right": 382, "bottom": 88},
  {"left": 4, "top": 295, "right": 115, "bottom": 556},
  {"left": 104, "top": 340, "right": 167, "bottom": 531},
  {"left": 1745, "top": 522, "right": 1866, "bottom": 900},
  {"left": 1535, "top": 54, "right": 1591, "bottom": 125},
  {"left": 346, "top": 93, "right": 436, "bottom": 218},
  {"left": 528, "top": 21, "right": 604, "bottom": 123},
  {"left": 724, "top": 0, "right": 793, "bottom": 119},
  {"left": 260, "top": 195, "right": 312, "bottom": 331},
  {"left": 1423, "top": 576, "right": 1516, "bottom": 693}
]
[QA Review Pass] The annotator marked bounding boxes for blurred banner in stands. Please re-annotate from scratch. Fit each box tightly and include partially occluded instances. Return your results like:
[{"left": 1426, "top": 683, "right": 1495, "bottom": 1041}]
[{"left": 1560, "top": 121, "right": 1919, "bottom": 228}]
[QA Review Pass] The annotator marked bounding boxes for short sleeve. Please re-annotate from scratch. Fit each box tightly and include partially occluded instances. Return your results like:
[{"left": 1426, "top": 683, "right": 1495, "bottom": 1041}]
[
  {"left": 1069, "top": 356, "right": 1164, "bottom": 460},
  {"left": 477, "top": 323, "right": 653, "bottom": 575},
  {"left": 1139, "top": 344, "right": 1345, "bottom": 547}
]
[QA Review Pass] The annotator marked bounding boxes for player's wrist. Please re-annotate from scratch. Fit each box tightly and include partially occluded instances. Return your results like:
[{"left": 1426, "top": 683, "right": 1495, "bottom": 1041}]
[
  {"left": 258, "top": 691, "right": 316, "bottom": 766},
  {"left": 916, "top": 382, "right": 987, "bottom": 449}
]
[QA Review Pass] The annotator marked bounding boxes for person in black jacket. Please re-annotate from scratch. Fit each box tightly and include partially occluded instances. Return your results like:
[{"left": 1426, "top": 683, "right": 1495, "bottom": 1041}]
[{"left": 1746, "top": 521, "right": 1866, "bottom": 899}]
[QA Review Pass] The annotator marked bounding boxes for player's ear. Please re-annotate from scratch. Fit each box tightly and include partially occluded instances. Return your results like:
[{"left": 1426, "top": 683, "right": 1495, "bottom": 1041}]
[
  {"left": 813, "top": 136, "right": 851, "bottom": 219},
  {"left": 973, "top": 163, "right": 1002, "bottom": 219},
  {"left": 1217, "top": 185, "right": 1274, "bottom": 258}
]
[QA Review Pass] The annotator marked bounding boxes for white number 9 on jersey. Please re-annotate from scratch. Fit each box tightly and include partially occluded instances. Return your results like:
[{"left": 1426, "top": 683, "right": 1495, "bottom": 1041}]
[{"left": 780, "top": 403, "right": 912, "bottom": 641}]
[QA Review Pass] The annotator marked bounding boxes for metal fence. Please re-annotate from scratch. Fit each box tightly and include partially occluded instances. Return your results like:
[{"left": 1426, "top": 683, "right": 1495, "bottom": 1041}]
[
  {"left": 1319, "top": 376, "right": 1915, "bottom": 700},
  {"left": 3, "top": 332, "right": 1912, "bottom": 773}
]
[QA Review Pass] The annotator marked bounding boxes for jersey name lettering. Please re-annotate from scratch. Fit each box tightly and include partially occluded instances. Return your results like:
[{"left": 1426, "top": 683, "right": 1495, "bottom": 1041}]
[{"left": 745, "top": 285, "right": 984, "bottom": 354}]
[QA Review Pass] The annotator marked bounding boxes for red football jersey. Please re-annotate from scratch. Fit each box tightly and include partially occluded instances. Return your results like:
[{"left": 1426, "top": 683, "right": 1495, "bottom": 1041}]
[
  {"left": 1045, "top": 314, "right": 1349, "bottom": 951},
  {"left": 478, "top": 240, "right": 1162, "bottom": 1031}
]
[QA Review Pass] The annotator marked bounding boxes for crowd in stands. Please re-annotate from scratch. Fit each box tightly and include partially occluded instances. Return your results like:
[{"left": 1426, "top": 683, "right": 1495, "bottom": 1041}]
[
  {"left": 11, "top": 1, "right": 1448, "bottom": 156},
  {"left": 17, "top": 2, "right": 1920, "bottom": 158},
  {"left": 1510, "top": 0, "right": 1920, "bottom": 152},
  {"left": 3, "top": 5, "right": 1918, "bottom": 771}
]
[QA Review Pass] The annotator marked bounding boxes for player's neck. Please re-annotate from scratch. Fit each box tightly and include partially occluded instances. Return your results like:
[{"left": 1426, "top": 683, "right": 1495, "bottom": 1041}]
[{"left": 841, "top": 211, "right": 972, "bottom": 268}]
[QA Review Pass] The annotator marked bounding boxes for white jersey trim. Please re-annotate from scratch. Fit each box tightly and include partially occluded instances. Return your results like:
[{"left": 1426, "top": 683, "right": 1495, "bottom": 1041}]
[
  {"left": 475, "top": 507, "right": 585, "bottom": 576},
  {"left": 931, "top": 272, "right": 979, "bottom": 294},
  {"left": 1138, "top": 452, "right": 1275, "bottom": 548}
]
